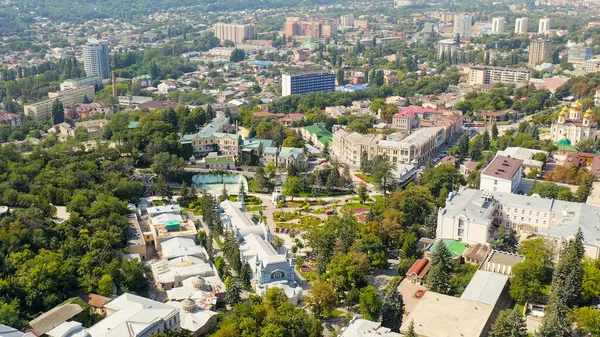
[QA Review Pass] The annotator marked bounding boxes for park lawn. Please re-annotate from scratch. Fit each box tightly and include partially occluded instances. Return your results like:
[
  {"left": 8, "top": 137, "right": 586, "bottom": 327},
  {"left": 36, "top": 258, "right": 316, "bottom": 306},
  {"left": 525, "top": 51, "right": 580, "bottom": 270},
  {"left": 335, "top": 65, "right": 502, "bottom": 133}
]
[
  {"left": 246, "top": 205, "right": 263, "bottom": 212},
  {"left": 341, "top": 202, "right": 370, "bottom": 213},
  {"left": 313, "top": 207, "right": 326, "bottom": 214}
]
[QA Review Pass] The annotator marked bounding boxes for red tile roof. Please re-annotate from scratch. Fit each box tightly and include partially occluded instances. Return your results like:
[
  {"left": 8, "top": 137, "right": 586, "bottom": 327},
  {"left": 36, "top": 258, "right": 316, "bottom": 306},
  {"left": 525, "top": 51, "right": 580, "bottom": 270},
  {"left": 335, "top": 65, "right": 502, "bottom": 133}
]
[{"left": 406, "top": 258, "right": 431, "bottom": 278}]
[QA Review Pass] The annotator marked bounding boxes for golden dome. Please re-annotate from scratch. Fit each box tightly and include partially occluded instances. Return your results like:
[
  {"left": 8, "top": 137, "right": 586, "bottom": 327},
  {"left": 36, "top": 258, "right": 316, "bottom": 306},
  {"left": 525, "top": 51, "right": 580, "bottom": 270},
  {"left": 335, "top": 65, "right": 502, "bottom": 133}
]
[
  {"left": 559, "top": 106, "right": 568, "bottom": 116},
  {"left": 571, "top": 101, "right": 583, "bottom": 110},
  {"left": 584, "top": 108, "right": 593, "bottom": 119}
]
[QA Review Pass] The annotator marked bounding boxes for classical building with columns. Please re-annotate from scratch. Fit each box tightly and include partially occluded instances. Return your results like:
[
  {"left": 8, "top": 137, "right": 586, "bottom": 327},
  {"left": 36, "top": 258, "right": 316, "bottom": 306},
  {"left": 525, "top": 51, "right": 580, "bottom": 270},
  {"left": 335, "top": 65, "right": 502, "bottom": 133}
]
[{"left": 549, "top": 101, "right": 598, "bottom": 145}]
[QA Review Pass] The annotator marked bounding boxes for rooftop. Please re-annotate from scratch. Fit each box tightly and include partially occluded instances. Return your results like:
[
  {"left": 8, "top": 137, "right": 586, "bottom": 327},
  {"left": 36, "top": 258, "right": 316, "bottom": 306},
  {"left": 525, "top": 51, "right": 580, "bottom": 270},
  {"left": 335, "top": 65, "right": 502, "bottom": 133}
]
[
  {"left": 30, "top": 303, "right": 83, "bottom": 336},
  {"left": 400, "top": 292, "right": 494, "bottom": 337},
  {"left": 485, "top": 250, "right": 525, "bottom": 267},
  {"left": 342, "top": 318, "right": 402, "bottom": 337},
  {"left": 427, "top": 239, "right": 469, "bottom": 259},
  {"left": 481, "top": 155, "right": 523, "bottom": 181},
  {"left": 459, "top": 270, "right": 509, "bottom": 306}
]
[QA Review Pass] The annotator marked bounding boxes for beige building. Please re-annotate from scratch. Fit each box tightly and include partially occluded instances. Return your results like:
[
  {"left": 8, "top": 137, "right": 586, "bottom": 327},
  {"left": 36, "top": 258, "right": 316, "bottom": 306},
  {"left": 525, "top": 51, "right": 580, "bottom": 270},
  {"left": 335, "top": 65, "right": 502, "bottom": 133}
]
[
  {"left": 24, "top": 85, "right": 95, "bottom": 122},
  {"left": 213, "top": 23, "right": 256, "bottom": 43},
  {"left": 491, "top": 17, "right": 505, "bottom": 34},
  {"left": 528, "top": 39, "right": 551, "bottom": 68},
  {"left": 515, "top": 17, "right": 528, "bottom": 34},
  {"left": 332, "top": 130, "right": 384, "bottom": 167},
  {"left": 377, "top": 127, "right": 445, "bottom": 165},
  {"left": 468, "top": 66, "right": 530, "bottom": 86},
  {"left": 180, "top": 132, "right": 239, "bottom": 157}
]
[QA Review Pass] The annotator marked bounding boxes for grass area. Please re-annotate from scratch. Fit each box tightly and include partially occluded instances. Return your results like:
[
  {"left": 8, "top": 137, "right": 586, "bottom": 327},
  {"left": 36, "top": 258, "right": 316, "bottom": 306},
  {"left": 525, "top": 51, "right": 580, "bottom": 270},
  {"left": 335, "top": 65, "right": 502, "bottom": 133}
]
[
  {"left": 296, "top": 265, "right": 319, "bottom": 282},
  {"left": 228, "top": 194, "right": 263, "bottom": 205},
  {"left": 274, "top": 211, "right": 301, "bottom": 222},
  {"left": 341, "top": 202, "right": 370, "bottom": 212},
  {"left": 331, "top": 309, "right": 344, "bottom": 318},
  {"left": 246, "top": 205, "right": 263, "bottom": 212},
  {"left": 297, "top": 189, "right": 355, "bottom": 197},
  {"left": 276, "top": 215, "right": 322, "bottom": 231},
  {"left": 313, "top": 207, "right": 326, "bottom": 214},
  {"left": 215, "top": 236, "right": 224, "bottom": 249},
  {"left": 384, "top": 276, "right": 403, "bottom": 292},
  {"left": 355, "top": 173, "right": 375, "bottom": 183}
]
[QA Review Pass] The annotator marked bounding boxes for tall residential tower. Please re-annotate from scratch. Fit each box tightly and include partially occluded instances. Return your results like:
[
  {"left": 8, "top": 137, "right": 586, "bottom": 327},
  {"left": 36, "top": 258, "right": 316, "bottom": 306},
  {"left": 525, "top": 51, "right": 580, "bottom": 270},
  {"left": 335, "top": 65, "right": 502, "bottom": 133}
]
[
  {"left": 82, "top": 40, "right": 110, "bottom": 79},
  {"left": 454, "top": 13, "right": 472, "bottom": 39},
  {"left": 515, "top": 18, "right": 528, "bottom": 34},
  {"left": 528, "top": 39, "right": 551, "bottom": 68}
]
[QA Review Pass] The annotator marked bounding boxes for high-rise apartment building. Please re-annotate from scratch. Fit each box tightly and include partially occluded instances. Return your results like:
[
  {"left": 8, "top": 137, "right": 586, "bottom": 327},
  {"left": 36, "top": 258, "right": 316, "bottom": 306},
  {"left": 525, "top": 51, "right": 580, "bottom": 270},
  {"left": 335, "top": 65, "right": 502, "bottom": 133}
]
[
  {"left": 394, "top": 0, "right": 413, "bottom": 7},
  {"left": 538, "top": 17, "right": 551, "bottom": 34},
  {"left": 437, "top": 39, "right": 457, "bottom": 57},
  {"left": 515, "top": 18, "right": 528, "bottom": 34},
  {"left": 83, "top": 40, "right": 110, "bottom": 79},
  {"left": 281, "top": 72, "right": 335, "bottom": 97},
  {"left": 454, "top": 13, "right": 472, "bottom": 39},
  {"left": 440, "top": 12, "right": 455, "bottom": 24},
  {"left": 340, "top": 14, "right": 355, "bottom": 28},
  {"left": 284, "top": 17, "right": 337, "bottom": 39},
  {"left": 528, "top": 39, "right": 551, "bottom": 68},
  {"left": 491, "top": 17, "right": 505, "bottom": 34},
  {"left": 213, "top": 23, "right": 256, "bottom": 44}
]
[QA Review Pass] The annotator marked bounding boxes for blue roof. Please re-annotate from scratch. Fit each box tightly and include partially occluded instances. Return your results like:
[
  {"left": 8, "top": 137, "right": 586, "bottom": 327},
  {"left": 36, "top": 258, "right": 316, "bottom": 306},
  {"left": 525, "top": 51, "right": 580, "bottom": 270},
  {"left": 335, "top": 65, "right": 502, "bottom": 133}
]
[
  {"left": 128, "top": 121, "right": 140, "bottom": 129},
  {"left": 253, "top": 61, "right": 270, "bottom": 67}
]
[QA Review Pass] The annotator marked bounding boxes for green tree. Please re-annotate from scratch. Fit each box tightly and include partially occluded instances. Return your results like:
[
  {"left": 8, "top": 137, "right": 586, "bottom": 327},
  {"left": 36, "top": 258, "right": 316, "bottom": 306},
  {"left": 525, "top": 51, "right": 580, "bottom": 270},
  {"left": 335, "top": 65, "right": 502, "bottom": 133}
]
[
  {"left": 283, "top": 176, "right": 300, "bottom": 201},
  {"left": 326, "top": 251, "right": 371, "bottom": 291},
  {"left": 491, "top": 227, "right": 519, "bottom": 253},
  {"left": 576, "top": 138, "right": 597, "bottom": 153},
  {"left": 510, "top": 238, "right": 554, "bottom": 304},
  {"left": 359, "top": 286, "right": 382, "bottom": 321},
  {"left": 420, "top": 164, "right": 465, "bottom": 198},
  {"left": 481, "top": 129, "right": 491, "bottom": 151},
  {"left": 225, "top": 278, "right": 243, "bottom": 305},
  {"left": 405, "top": 320, "right": 417, "bottom": 337},
  {"left": 97, "top": 274, "right": 115, "bottom": 297},
  {"left": 552, "top": 228, "right": 584, "bottom": 307},
  {"left": 469, "top": 135, "right": 483, "bottom": 160},
  {"left": 220, "top": 183, "right": 229, "bottom": 202},
  {"left": 372, "top": 161, "right": 395, "bottom": 196},
  {"left": 305, "top": 281, "right": 337, "bottom": 317},
  {"left": 357, "top": 182, "right": 368, "bottom": 204},
  {"left": 535, "top": 292, "right": 572, "bottom": 337},
  {"left": 457, "top": 133, "right": 470, "bottom": 158},
  {"left": 426, "top": 241, "right": 453, "bottom": 294},
  {"left": 491, "top": 122, "right": 499, "bottom": 139},
  {"left": 488, "top": 308, "right": 528, "bottom": 337},
  {"left": 230, "top": 48, "right": 245, "bottom": 62},
  {"left": 336, "top": 68, "right": 344, "bottom": 85},
  {"left": 381, "top": 288, "right": 405, "bottom": 332},
  {"left": 51, "top": 99, "right": 64, "bottom": 125},
  {"left": 254, "top": 166, "right": 269, "bottom": 192},
  {"left": 571, "top": 306, "right": 600, "bottom": 336},
  {"left": 240, "top": 262, "right": 252, "bottom": 289},
  {"left": 582, "top": 257, "right": 600, "bottom": 303}
]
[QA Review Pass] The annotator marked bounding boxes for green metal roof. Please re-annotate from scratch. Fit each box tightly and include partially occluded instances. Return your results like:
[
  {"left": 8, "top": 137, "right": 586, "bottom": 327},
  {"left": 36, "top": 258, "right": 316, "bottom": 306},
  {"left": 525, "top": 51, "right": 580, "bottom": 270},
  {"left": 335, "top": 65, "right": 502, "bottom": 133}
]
[
  {"left": 428, "top": 239, "right": 469, "bottom": 259},
  {"left": 205, "top": 157, "right": 235, "bottom": 165}
]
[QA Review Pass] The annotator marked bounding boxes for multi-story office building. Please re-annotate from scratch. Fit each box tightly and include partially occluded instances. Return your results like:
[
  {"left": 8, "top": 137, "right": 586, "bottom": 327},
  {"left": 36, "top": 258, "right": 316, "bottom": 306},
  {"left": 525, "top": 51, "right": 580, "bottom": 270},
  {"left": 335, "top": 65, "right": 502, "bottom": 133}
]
[
  {"left": 491, "top": 17, "right": 505, "bottom": 34},
  {"left": 340, "top": 14, "right": 355, "bottom": 28},
  {"left": 515, "top": 18, "right": 528, "bottom": 34},
  {"left": 454, "top": 13, "right": 472, "bottom": 39},
  {"left": 24, "top": 86, "right": 96, "bottom": 122},
  {"left": 528, "top": 39, "right": 551, "bottom": 68},
  {"left": 467, "top": 66, "right": 531, "bottom": 86},
  {"left": 82, "top": 40, "right": 110, "bottom": 79},
  {"left": 437, "top": 39, "right": 457, "bottom": 57},
  {"left": 568, "top": 45, "right": 593, "bottom": 62},
  {"left": 213, "top": 23, "right": 256, "bottom": 44},
  {"left": 281, "top": 72, "right": 335, "bottom": 97},
  {"left": 60, "top": 75, "right": 103, "bottom": 91},
  {"left": 538, "top": 17, "right": 551, "bottom": 34},
  {"left": 436, "top": 188, "right": 600, "bottom": 258}
]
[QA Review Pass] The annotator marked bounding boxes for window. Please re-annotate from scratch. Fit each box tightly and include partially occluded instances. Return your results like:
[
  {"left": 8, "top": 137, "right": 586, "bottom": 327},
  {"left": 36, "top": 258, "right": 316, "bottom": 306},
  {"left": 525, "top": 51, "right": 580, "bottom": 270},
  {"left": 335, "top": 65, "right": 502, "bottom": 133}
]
[
  {"left": 494, "top": 180, "right": 498, "bottom": 185},
  {"left": 458, "top": 228, "right": 464, "bottom": 236},
  {"left": 521, "top": 217, "right": 524, "bottom": 221},
  {"left": 529, "top": 211, "right": 532, "bottom": 215}
]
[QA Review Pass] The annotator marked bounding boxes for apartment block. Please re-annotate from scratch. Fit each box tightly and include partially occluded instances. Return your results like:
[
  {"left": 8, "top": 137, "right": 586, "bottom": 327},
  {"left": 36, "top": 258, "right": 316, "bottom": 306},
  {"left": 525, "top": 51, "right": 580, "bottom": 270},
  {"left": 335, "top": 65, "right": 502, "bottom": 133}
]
[
  {"left": 528, "top": 39, "right": 551, "bottom": 68},
  {"left": 281, "top": 72, "right": 335, "bottom": 97},
  {"left": 83, "top": 40, "right": 110, "bottom": 79},
  {"left": 468, "top": 66, "right": 531, "bottom": 86},
  {"left": 437, "top": 39, "right": 457, "bottom": 57},
  {"left": 538, "top": 17, "right": 551, "bottom": 34},
  {"left": 340, "top": 14, "right": 355, "bottom": 27},
  {"left": 214, "top": 23, "right": 256, "bottom": 44},
  {"left": 568, "top": 45, "right": 593, "bottom": 62},
  {"left": 332, "top": 130, "right": 384, "bottom": 166},
  {"left": 60, "top": 75, "right": 103, "bottom": 91},
  {"left": 515, "top": 17, "right": 528, "bottom": 34},
  {"left": 24, "top": 86, "right": 96, "bottom": 122},
  {"left": 377, "top": 127, "right": 445, "bottom": 165},
  {"left": 394, "top": 0, "right": 413, "bottom": 7},
  {"left": 454, "top": 13, "right": 472, "bottom": 38},
  {"left": 284, "top": 17, "right": 337, "bottom": 39},
  {"left": 491, "top": 17, "right": 505, "bottom": 34}
]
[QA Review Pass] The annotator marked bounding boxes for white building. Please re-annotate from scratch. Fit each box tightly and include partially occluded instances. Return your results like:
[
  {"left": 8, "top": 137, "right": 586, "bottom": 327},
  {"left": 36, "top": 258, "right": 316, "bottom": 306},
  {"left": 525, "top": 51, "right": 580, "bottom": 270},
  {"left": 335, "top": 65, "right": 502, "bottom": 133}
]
[
  {"left": 480, "top": 155, "right": 523, "bottom": 194},
  {"left": 515, "top": 17, "right": 528, "bottom": 34},
  {"left": 436, "top": 188, "right": 600, "bottom": 258},
  {"left": 538, "top": 17, "right": 551, "bottom": 35},
  {"left": 394, "top": 0, "right": 413, "bottom": 7},
  {"left": 496, "top": 147, "right": 546, "bottom": 176},
  {"left": 454, "top": 13, "right": 472, "bottom": 38},
  {"left": 437, "top": 39, "right": 457, "bottom": 57},
  {"left": 86, "top": 293, "right": 180, "bottom": 337},
  {"left": 83, "top": 40, "right": 110, "bottom": 79},
  {"left": 331, "top": 129, "right": 384, "bottom": 167},
  {"left": 467, "top": 66, "right": 530, "bottom": 86},
  {"left": 220, "top": 200, "right": 267, "bottom": 240},
  {"left": 340, "top": 14, "right": 355, "bottom": 27},
  {"left": 549, "top": 102, "right": 598, "bottom": 144},
  {"left": 491, "top": 17, "right": 505, "bottom": 34},
  {"left": 342, "top": 318, "right": 402, "bottom": 337}
]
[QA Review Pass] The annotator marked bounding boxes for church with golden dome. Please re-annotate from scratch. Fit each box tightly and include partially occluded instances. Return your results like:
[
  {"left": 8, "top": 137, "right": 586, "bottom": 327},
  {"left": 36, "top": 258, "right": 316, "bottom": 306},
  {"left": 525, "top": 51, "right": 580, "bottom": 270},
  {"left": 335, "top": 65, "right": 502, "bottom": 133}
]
[{"left": 549, "top": 101, "right": 597, "bottom": 145}]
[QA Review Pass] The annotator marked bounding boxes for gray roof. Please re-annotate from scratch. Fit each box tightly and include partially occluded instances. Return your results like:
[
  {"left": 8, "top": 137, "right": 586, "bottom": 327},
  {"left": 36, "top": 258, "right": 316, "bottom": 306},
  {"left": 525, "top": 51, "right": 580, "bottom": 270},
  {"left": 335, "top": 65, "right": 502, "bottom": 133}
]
[
  {"left": 486, "top": 250, "right": 525, "bottom": 267},
  {"left": 30, "top": 303, "right": 83, "bottom": 336},
  {"left": 460, "top": 270, "right": 509, "bottom": 306}
]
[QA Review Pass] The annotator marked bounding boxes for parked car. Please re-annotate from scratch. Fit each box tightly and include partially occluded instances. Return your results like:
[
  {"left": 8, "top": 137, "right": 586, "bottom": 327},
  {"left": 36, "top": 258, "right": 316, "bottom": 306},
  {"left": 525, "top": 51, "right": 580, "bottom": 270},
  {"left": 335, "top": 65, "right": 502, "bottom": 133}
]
[{"left": 324, "top": 324, "right": 335, "bottom": 332}]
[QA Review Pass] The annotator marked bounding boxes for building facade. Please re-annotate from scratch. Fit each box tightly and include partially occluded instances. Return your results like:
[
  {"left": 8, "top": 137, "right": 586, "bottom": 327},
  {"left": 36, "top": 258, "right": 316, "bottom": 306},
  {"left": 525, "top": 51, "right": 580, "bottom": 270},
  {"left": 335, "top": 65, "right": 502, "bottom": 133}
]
[
  {"left": 480, "top": 155, "right": 523, "bottom": 194},
  {"left": 437, "top": 188, "right": 600, "bottom": 258},
  {"left": 331, "top": 130, "right": 384, "bottom": 167},
  {"left": 377, "top": 127, "right": 444, "bottom": 165},
  {"left": 491, "top": 17, "right": 505, "bottom": 34},
  {"left": 180, "top": 131, "right": 239, "bottom": 157},
  {"left": 83, "top": 40, "right": 110, "bottom": 79},
  {"left": 282, "top": 72, "right": 335, "bottom": 97},
  {"left": 467, "top": 66, "right": 530, "bottom": 86},
  {"left": 528, "top": 39, "right": 551, "bottom": 68},
  {"left": 550, "top": 102, "right": 598, "bottom": 144},
  {"left": 60, "top": 75, "right": 103, "bottom": 91},
  {"left": 213, "top": 23, "right": 256, "bottom": 43},
  {"left": 568, "top": 45, "right": 593, "bottom": 62},
  {"left": 454, "top": 13, "right": 472, "bottom": 38},
  {"left": 538, "top": 17, "right": 551, "bottom": 34},
  {"left": 515, "top": 17, "right": 528, "bottom": 34},
  {"left": 437, "top": 39, "right": 457, "bottom": 57},
  {"left": 24, "top": 86, "right": 96, "bottom": 122}
]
